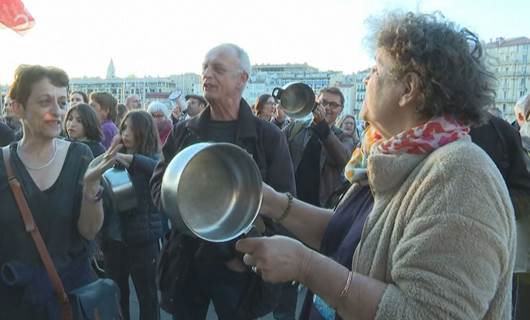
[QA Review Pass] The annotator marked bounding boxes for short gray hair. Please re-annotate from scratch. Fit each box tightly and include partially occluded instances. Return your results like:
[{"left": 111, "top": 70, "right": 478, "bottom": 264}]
[
  {"left": 211, "top": 43, "right": 252, "bottom": 76},
  {"left": 147, "top": 101, "right": 171, "bottom": 120},
  {"left": 515, "top": 93, "right": 530, "bottom": 118},
  {"left": 125, "top": 94, "right": 141, "bottom": 107}
]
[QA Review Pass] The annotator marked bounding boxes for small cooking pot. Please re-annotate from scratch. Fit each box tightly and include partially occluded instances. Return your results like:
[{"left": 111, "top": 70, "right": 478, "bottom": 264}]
[
  {"left": 272, "top": 82, "right": 316, "bottom": 119},
  {"left": 102, "top": 167, "right": 138, "bottom": 213},
  {"left": 161, "top": 142, "right": 263, "bottom": 242}
]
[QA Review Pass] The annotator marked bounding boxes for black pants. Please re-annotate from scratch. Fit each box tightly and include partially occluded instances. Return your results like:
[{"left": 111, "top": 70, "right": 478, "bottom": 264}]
[
  {"left": 102, "top": 239, "right": 160, "bottom": 320},
  {"left": 273, "top": 282, "right": 298, "bottom": 320},
  {"left": 170, "top": 263, "right": 262, "bottom": 320},
  {"left": 513, "top": 273, "right": 530, "bottom": 320}
]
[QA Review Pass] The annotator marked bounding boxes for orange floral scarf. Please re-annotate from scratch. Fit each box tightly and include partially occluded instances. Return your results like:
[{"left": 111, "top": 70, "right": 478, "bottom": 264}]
[{"left": 344, "top": 116, "right": 469, "bottom": 182}]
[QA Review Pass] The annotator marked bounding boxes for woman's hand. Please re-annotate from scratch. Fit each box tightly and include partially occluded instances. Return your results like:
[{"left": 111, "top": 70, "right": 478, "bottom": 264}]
[
  {"left": 236, "top": 235, "right": 312, "bottom": 283},
  {"left": 84, "top": 138, "right": 122, "bottom": 185},
  {"left": 115, "top": 153, "right": 134, "bottom": 168}
]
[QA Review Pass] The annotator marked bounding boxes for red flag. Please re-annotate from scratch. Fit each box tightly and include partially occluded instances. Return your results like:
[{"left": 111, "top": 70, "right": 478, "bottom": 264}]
[{"left": 0, "top": 0, "right": 35, "bottom": 35}]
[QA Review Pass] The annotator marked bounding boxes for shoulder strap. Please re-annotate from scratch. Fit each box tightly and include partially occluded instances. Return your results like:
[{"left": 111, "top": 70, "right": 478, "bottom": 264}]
[{"left": 2, "top": 147, "right": 72, "bottom": 320}]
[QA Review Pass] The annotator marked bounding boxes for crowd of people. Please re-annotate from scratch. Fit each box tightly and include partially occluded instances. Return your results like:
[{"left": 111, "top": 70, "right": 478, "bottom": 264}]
[{"left": 0, "top": 10, "right": 529, "bottom": 320}]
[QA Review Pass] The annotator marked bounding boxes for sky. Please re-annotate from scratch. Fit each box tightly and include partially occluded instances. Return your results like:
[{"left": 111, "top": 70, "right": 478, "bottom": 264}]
[{"left": 0, "top": 0, "right": 529, "bottom": 84}]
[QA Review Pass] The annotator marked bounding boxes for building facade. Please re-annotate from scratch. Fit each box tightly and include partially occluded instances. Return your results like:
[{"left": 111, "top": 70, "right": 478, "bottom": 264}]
[
  {"left": 0, "top": 85, "right": 8, "bottom": 115},
  {"left": 485, "top": 37, "right": 530, "bottom": 120},
  {"left": 336, "top": 83, "right": 355, "bottom": 117},
  {"left": 70, "top": 60, "right": 201, "bottom": 107},
  {"left": 1, "top": 61, "right": 374, "bottom": 120},
  {"left": 170, "top": 73, "right": 202, "bottom": 96},
  {"left": 332, "top": 72, "right": 357, "bottom": 118},
  {"left": 353, "top": 69, "right": 370, "bottom": 118},
  {"left": 70, "top": 76, "right": 178, "bottom": 106},
  {"left": 243, "top": 63, "right": 344, "bottom": 107}
]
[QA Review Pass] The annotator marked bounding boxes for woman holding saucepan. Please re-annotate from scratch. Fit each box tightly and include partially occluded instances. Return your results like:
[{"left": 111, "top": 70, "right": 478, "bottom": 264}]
[{"left": 237, "top": 12, "right": 515, "bottom": 320}]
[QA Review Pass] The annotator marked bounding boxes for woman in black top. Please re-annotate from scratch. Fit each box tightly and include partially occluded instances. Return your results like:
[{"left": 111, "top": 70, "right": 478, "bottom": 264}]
[
  {"left": 64, "top": 103, "right": 105, "bottom": 157},
  {"left": 0, "top": 65, "right": 118, "bottom": 319},
  {"left": 101, "top": 110, "right": 164, "bottom": 320}
]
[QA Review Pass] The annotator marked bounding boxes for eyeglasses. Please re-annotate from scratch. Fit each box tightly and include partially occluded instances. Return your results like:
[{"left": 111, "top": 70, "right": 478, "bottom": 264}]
[{"left": 319, "top": 100, "right": 342, "bottom": 109}]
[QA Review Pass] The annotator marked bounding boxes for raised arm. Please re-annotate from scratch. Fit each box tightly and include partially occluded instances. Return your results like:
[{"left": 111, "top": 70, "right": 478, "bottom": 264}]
[
  {"left": 312, "top": 121, "right": 354, "bottom": 168},
  {"left": 78, "top": 141, "right": 122, "bottom": 240}
]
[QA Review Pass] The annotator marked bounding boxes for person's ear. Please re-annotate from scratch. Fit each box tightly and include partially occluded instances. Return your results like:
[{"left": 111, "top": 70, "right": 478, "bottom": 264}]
[
  {"left": 398, "top": 72, "right": 424, "bottom": 109},
  {"left": 237, "top": 71, "right": 249, "bottom": 90},
  {"left": 11, "top": 101, "right": 24, "bottom": 118}
]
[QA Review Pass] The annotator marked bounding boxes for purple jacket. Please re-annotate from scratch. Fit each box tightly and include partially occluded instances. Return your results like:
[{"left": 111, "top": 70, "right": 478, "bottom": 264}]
[{"left": 101, "top": 120, "right": 118, "bottom": 149}]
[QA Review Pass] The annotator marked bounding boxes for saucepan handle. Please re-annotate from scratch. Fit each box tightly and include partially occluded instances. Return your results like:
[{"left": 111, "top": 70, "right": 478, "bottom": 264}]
[
  {"left": 271, "top": 87, "right": 283, "bottom": 100},
  {"left": 245, "top": 225, "right": 262, "bottom": 238},
  {"left": 243, "top": 216, "right": 267, "bottom": 238}
]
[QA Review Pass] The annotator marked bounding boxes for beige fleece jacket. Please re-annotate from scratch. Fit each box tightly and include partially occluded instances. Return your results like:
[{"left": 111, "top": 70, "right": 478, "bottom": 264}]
[{"left": 351, "top": 137, "right": 515, "bottom": 320}]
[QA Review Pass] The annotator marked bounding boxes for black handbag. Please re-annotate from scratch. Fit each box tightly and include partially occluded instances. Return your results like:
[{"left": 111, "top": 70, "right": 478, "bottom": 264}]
[
  {"left": 68, "top": 279, "right": 121, "bottom": 320},
  {"left": 156, "top": 229, "right": 199, "bottom": 314},
  {"left": 2, "top": 146, "right": 122, "bottom": 320}
]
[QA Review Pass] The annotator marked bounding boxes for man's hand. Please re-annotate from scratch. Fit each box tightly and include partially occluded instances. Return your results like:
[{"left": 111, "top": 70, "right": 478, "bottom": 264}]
[
  {"left": 312, "top": 103, "right": 326, "bottom": 125},
  {"left": 273, "top": 105, "right": 286, "bottom": 123}
]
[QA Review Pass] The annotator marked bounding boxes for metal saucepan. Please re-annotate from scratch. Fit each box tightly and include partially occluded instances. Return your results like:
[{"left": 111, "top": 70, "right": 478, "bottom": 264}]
[
  {"left": 161, "top": 142, "right": 263, "bottom": 242},
  {"left": 102, "top": 167, "right": 138, "bottom": 213},
  {"left": 272, "top": 82, "right": 316, "bottom": 119}
]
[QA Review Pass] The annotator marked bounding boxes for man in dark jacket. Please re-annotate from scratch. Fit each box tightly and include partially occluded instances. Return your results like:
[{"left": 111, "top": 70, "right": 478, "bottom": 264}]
[
  {"left": 470, "top": 115, "right": 530, "bottom": 219},
  {"left": 184, "top": 94, "right": 207, "bottom": 118},
  {"left": 274, "top": 87, "right": 354, "bottom": 320},
  {"left": 0, "top": 122, "right": 15, "bottom": 146},
  {"left": 511, "top": 93, "right": 530, "bottom": 320},
  {"left": 150, "top": 43, "right": 296, "bottom": 320},
  {"left": 283, "top": 86, "right": 355, "bottom": 208},
  {"left": 470, "top": 113, "right": 530, "bottom": 320}
]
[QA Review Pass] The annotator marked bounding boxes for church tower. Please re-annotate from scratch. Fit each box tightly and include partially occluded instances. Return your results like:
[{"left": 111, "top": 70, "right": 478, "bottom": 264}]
[{"left": 106, "top": 58, "right": 116, "bottom": 79}]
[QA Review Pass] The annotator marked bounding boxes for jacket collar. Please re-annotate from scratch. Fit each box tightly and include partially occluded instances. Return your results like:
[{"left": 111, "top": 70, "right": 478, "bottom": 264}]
[
  {"left": 367, "top": 150, "right": 426, "bottom": 195},
  {"left": 185, "top": 98, "right": 257, "bottom": 139},
  {"left": 299, "top": 118, "right": 341, "bottom": 132}
]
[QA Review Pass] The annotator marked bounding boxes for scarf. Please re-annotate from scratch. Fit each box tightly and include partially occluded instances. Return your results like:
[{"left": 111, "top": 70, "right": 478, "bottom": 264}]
[
  {"left": 344, "top": 115, "right": 470, "bottom": 182},
  {"left": 343, "top": 126, "right": 381, "bottom": 182}
]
